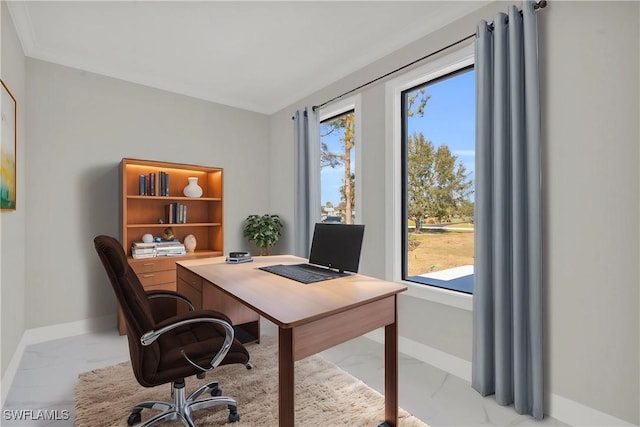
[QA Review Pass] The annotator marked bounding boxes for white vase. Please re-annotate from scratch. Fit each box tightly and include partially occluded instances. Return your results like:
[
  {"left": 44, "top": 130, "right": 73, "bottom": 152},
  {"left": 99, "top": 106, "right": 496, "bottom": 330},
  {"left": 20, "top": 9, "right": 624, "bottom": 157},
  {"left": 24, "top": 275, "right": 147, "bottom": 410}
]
[
  {"left": 184, "top": 234, "right": 197, "bottom": 252},
  {"left": 183, "top": 177, "right": 203, "bottom": 198}
]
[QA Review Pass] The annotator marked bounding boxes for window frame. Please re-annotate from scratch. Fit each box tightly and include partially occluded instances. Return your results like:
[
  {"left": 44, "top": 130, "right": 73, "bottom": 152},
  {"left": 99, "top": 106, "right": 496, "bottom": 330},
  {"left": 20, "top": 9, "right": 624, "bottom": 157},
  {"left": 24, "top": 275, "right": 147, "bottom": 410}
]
[
  {"left": 319, "top": 95, "right": 362, "bottom": 225},
  {"left": 400, "top": 64, "right": 475, "bottom": 292},
  {"left": 385, "top": 43, "right": 474, "bottom": 310}
]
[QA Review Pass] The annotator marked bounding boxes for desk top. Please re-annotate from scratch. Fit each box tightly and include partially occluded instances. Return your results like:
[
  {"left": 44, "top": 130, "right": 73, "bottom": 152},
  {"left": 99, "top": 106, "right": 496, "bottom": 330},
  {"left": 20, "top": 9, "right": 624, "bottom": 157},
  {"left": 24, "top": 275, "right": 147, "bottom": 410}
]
[{"left": 177, "top": 255, "right": 407, "bottom": 328}]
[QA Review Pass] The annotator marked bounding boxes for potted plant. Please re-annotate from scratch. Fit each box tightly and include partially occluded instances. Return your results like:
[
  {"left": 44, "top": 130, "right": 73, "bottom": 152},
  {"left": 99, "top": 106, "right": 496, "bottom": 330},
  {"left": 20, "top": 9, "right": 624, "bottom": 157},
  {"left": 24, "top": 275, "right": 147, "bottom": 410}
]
[{"left": 243, "top": 214, "right": 283, "bottom": 256}]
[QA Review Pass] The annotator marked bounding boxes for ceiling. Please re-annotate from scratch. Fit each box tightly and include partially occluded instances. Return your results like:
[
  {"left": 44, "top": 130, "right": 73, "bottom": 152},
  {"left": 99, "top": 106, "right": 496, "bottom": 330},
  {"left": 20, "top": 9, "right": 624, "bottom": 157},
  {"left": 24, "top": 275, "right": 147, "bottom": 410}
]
[{"left": 7, "top": 1, "right": 487, "bottom": 115}]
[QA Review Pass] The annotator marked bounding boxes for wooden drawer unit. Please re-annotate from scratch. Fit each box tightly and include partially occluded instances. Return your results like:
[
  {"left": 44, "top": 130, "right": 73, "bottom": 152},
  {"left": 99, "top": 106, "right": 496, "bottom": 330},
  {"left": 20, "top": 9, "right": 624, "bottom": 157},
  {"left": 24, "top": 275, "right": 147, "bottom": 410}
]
[
  {"left": 117, "top": 257, "right": 178, "bottom": 335},
  {"left": 176, "top": 265, "right": 260, "bottom": 343},
  {"left": 177, "top": 279, "right": 202, "bottom": 314},
  {"left": 177, "top": 266, "right": 203, "bottom": 289},
  {"left": 137, "top": 270, "right": 176, "bottom": 287},
  {"left": 130, "top": 257, "right": 177, "bottom": 274}
]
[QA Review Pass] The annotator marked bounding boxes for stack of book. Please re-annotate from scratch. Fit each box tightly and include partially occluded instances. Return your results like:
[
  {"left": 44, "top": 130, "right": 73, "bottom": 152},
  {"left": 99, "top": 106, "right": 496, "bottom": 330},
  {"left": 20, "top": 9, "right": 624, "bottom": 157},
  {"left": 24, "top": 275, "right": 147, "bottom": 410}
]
[
  {"left": 156, "top": 240, "right": 186, "bottom": 257},
  {"left": 131, "top": 240, "right": 186, "bottom": 259},
  {"left": 131, "top": 241, "right": 157, "bottom": 259}
]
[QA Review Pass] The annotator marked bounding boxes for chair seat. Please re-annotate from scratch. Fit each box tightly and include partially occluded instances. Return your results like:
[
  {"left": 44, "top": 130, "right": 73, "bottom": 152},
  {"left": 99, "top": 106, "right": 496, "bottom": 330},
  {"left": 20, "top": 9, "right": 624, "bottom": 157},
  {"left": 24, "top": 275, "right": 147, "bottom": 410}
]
[{"left": 153, "top": 324, "right": 250, "bottom": 385}]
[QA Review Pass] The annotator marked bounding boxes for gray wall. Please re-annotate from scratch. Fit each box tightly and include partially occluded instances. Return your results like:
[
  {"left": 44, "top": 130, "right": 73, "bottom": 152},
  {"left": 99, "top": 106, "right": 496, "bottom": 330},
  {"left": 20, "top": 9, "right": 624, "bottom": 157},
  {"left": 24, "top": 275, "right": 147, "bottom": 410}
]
[
  {"left": 1, "top": 0, "right": 27, "bottom": 380},
  {"left": 269, "top": 1, "right": 639, "bottom": 424},
  {"left": 21, "top": 59, "right": 270, "bottom": 329},
  {"left": 541, "top": 2, "right": 638, "bottom": 422}
]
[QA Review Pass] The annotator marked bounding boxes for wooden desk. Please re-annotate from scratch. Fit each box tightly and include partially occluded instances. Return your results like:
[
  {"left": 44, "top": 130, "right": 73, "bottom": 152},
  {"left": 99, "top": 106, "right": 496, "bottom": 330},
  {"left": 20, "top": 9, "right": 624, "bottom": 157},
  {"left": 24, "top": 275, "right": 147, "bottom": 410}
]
[{"left": 176, "top": 255, "right": 407, "bottom": 427}]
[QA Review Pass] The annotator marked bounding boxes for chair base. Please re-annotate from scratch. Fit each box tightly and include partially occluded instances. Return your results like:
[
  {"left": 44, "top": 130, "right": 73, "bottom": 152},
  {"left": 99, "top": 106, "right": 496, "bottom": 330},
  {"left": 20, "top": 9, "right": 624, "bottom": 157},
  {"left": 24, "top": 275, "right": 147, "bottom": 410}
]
[{"left": 128, "top": 379, "right": 239, "bottom": 427}]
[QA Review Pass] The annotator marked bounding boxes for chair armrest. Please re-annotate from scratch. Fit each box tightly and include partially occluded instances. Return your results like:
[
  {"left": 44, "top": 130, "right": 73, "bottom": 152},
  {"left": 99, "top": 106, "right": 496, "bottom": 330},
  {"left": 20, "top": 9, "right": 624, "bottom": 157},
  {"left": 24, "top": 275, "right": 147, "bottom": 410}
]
[
  {"left": 146, "top": 290, "right": 195, "bottom": 311},
  {"left": 140, "top": 311, "right": 234, "bottom": 372}
]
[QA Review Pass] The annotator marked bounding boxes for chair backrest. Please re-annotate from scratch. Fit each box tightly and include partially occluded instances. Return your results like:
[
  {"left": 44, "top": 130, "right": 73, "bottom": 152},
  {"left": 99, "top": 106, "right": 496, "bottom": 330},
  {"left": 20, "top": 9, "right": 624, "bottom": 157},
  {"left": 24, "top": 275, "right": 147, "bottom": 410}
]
[{"left": 94, "top": 235, "right": 160, "bottom": 383}]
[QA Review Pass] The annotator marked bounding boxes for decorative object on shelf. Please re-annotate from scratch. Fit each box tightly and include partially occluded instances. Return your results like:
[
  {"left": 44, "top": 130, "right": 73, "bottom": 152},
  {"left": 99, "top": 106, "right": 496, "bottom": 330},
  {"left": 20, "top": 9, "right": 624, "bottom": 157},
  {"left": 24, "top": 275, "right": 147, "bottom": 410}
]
[
  {"left": 243, "top": 214, "right": 283, "bottom": 256},
  {"left": 142, "top": 233, "right": 154, "bottom": 244},
  {"left": 184, "top": 234, "right": 197, "bottom": 253},
  {"left": 162, "top": 227, "right": 175, "bottom": 241},
  {"left": 183, "top": 177, "right": 203, "bottom": 198}
]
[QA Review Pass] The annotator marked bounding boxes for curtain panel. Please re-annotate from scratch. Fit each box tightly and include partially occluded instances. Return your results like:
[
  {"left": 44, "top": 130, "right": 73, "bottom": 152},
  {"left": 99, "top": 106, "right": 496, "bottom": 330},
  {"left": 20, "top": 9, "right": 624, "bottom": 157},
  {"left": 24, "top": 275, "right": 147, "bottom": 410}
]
[
  {"left": 293, "top": 108, "right": 320, "bottom": 257},
  {"left": 472, "top": 0, "right": 543, "bottom": 420}
]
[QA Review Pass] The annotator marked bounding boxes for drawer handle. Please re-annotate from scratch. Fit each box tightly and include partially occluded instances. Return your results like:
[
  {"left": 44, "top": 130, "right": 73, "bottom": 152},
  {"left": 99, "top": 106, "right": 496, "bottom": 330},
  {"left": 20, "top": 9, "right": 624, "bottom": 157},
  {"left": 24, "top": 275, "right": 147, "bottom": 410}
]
[
  {"left": 143, "top": 263, "right": 155, "bottom": 266},
  {"left": 143, "top": 274, "right": 154, "bottom": 278}
]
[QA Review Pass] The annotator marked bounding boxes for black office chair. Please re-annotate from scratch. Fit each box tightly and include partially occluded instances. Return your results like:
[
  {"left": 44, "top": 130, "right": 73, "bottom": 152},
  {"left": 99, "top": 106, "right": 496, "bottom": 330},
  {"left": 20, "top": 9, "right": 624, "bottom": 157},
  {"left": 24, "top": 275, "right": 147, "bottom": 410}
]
[{"left": 94, "top": 235, "right": 250, "bottom": 426}]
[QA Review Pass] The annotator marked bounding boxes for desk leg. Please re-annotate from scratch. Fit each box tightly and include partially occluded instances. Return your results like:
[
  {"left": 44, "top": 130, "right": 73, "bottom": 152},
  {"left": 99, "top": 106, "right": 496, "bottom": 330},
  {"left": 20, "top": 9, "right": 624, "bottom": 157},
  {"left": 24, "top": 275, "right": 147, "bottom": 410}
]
[
  {"left": 383, "top": 297, "right": 399, "bottom": 427},
  {"left": 279, "top": 327, "right": 295, "bottom": 427}
]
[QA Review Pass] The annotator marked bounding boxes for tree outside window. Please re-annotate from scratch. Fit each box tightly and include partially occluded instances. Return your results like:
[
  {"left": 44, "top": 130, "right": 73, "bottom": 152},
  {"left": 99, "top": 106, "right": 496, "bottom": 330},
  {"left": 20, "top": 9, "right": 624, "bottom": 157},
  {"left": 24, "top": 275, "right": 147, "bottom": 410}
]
[{"left": 320, "top": 111, "right": 355, "bottom": 224}]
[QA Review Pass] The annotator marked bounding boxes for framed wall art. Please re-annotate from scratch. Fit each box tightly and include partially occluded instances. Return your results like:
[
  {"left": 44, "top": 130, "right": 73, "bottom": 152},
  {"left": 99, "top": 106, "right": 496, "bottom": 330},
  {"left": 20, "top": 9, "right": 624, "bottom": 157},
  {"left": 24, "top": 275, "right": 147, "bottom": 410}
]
[{"left": 1, "top": 79, "right": 17, "bottom": 210}]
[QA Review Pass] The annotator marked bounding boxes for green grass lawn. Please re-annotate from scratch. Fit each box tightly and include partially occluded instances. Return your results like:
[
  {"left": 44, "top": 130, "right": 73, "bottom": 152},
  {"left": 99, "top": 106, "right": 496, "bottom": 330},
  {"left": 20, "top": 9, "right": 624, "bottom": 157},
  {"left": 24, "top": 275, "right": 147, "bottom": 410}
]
[{"left": 407, "top": 230, "right": 474, "bottom": 276}]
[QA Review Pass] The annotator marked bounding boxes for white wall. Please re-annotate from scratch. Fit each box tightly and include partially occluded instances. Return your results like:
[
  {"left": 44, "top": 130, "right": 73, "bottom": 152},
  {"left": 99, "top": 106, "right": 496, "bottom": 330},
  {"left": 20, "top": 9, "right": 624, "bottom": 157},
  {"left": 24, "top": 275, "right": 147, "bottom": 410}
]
[
  {"left": 1, "top": 0, "right": 27, "bottom": 383},
  {"left": 269, "top": 1, "right": 639, "bottom": 424},
  {"left": 23, "top": 59, "right": 270, "bottom": 329}
]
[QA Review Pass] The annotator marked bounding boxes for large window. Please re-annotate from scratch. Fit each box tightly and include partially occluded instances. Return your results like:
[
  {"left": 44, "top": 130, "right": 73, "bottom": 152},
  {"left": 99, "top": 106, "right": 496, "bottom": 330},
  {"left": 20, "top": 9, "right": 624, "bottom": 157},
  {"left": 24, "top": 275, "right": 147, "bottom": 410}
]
[
  {"left": 401, "top": 66, "right": 475, "bottom": 293},
  {"left": 319, "top": 108, "right": 356, "bottom": 224}
]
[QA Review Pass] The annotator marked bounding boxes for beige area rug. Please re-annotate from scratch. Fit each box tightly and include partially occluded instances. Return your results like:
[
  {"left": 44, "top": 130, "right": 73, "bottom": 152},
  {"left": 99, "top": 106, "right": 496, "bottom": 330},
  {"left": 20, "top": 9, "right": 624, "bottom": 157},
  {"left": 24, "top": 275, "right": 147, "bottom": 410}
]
[{"left": 75, "top": 335, "right": 428, "bottom": 427}]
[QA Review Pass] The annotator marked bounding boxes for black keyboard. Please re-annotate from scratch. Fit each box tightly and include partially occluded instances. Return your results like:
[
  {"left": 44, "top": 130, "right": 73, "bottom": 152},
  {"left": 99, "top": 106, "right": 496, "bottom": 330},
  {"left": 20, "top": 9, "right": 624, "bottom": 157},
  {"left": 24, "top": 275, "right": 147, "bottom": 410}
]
[{"left": 259, "top": 264, "right": 346, "bottom": 284}]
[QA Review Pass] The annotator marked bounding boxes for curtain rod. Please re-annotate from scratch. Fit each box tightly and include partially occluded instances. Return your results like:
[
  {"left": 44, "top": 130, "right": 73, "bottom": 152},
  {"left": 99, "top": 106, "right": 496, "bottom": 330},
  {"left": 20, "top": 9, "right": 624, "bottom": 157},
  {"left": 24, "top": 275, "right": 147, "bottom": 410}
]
[{"left": 312, "top": 0, "right": 547, "bottom": 112}]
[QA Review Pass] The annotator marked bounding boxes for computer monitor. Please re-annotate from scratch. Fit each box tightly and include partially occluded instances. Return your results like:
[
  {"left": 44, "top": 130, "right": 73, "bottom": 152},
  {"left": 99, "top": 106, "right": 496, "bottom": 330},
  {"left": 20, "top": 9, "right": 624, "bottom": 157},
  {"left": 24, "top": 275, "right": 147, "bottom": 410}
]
[{"left": 308, "top": 223, "right": 365, "bottom": 273}]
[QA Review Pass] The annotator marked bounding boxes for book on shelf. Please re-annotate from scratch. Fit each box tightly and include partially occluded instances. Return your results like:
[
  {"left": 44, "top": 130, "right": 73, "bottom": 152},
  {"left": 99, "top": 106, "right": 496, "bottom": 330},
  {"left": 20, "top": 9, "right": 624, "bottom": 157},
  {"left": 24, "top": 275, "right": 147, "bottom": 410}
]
[
  {"left": 139, "top": 175, "right": 147, "bottom": 196},
  {"left": 156, "top": 243, "right": 186, "bottom": 256},
  {"left": 158, "top": 171, "right": 170, "bottom": 196},
  {"left": 166, "top": 203, "right": 187, "bottom": 224},
  {"left": 132, "top": 241, "right": 157, "bottom": 249},
  {"left": 131, "top": 240, "right": 186, "bottom": 258}
]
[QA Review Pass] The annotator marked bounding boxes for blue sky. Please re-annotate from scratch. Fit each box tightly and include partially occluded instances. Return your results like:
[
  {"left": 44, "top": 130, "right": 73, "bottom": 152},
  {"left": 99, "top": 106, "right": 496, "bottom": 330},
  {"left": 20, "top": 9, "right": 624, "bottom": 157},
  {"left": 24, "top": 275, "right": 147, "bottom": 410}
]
[
  {"left": 320, "top": 68, "right": 475, "bottom": 207},
  {"left": 407, "top": 69, "right": 475, "bottom": 186}
]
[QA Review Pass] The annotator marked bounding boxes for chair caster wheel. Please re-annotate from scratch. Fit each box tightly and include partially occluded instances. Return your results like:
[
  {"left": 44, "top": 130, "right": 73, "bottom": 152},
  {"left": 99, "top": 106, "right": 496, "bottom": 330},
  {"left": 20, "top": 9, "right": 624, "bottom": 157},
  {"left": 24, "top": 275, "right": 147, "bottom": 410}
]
[
  {"left": 246, "top": 362, "right": 253, "bottom": 370},
  {"left": 210, "top": 385, "right": 222, "bottom": 397},
  {"left": 228, "top": 405, "right": 240, "bottom": 423},
  {"left": 127, "top": 410, "right": 141, "bottom": 426}
]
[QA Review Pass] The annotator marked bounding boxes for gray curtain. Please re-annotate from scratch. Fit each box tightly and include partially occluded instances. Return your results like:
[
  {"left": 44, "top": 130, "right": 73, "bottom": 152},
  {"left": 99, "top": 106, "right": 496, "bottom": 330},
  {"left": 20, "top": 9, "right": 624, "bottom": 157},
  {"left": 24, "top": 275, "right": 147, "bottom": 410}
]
[
  {"left": 472, "top": 0, "right": 543, "bottom": 420},
  {"left": 293, "top": 108, "right": 320, "bottom": 257}
]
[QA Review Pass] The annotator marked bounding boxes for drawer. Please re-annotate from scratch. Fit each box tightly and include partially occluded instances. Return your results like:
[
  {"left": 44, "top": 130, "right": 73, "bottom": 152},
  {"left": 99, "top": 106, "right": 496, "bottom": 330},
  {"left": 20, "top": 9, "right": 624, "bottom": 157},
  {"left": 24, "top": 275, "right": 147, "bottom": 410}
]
[
  {"left": 130, "top": 257, "right": 177, "bottom": 274},
  {"left": 144, "top": 282, "right": 176, "bottom": 292},
  {"left": 177, "top": 277, "right": 202, "bottom": 311},
  {"left": 177, "top": 266, "right": 202, "bottom": 290},
  {"left": 138, "top": 270, "right": 176, "bottom": 287}
]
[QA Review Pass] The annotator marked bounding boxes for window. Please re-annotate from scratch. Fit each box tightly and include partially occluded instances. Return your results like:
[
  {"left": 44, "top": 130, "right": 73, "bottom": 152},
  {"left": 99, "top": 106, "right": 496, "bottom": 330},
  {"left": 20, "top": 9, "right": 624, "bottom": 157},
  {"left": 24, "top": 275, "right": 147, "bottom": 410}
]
[
  {"left": 319, "top": 96, "right": 360, "bottom": 224},
  {"left": 401, "top": 66, "right": 475, "bottom": 294}
]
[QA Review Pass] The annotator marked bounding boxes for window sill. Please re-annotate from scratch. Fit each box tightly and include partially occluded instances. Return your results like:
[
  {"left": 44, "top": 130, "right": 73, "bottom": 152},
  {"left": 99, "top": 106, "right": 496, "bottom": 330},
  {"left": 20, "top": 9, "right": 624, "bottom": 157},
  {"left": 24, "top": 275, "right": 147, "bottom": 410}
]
[{"left": 401, "top": 280, "right": 473, "bottom": 311}]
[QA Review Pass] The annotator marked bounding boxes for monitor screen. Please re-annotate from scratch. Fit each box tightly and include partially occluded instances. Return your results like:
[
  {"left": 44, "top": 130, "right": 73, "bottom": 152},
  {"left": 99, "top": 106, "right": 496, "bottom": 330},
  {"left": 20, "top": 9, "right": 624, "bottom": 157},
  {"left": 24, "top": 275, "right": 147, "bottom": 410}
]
[{"left": 308, "top": 223, "right": 365, "bottom": 273}]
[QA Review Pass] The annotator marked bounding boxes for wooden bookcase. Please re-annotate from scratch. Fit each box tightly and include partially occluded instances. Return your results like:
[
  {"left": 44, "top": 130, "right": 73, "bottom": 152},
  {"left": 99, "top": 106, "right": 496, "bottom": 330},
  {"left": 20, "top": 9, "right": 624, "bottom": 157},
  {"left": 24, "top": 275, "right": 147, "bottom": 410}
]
[{"left": 118, "top": 158, "right": 224, "bottom": 334}]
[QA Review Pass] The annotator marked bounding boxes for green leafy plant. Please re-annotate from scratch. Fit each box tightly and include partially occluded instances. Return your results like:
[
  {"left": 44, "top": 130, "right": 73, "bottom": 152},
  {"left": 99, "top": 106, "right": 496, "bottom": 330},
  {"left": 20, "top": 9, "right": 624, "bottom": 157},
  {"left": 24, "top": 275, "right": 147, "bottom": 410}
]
[{"left": 243, "top": 214, "right": 283, "bottom": 255}]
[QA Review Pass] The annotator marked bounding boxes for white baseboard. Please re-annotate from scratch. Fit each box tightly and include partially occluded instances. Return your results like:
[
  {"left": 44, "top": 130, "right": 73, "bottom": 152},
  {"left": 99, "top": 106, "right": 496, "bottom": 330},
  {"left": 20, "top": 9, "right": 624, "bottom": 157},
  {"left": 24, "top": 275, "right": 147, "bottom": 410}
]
[
  {"left": 1, "top": 314, "right": 115, "bottom": 408},
  {"left": 548, "top": 393, "right": 636, "bottom": 426},
  {"left": 364, "top": 328, "right": 472, "bottom": 381},
  {"left": 363, "top": 329, "right": 636, "bottom": 427}
]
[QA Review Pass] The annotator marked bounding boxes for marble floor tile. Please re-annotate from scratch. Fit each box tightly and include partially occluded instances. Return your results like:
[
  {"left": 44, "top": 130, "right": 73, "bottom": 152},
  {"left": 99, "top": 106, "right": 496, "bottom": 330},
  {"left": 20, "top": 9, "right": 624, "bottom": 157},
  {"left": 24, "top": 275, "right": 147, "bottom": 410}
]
[{"left": 3, "top": 323, "right": 568, "bottom": 427}]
